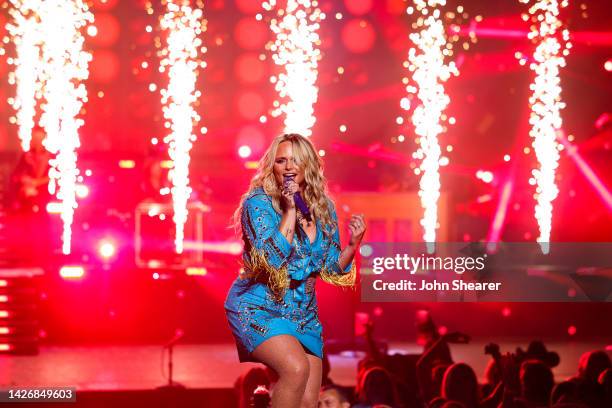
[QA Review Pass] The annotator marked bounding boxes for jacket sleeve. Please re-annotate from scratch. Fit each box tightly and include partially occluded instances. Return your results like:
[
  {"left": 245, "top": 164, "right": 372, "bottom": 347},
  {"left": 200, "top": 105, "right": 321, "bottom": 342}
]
[
  {"left": 242, "top": 195, "right": 293, "bottom": 270},
  {"left": 320, "top": 205, "right": 356, "bottom": 286}
]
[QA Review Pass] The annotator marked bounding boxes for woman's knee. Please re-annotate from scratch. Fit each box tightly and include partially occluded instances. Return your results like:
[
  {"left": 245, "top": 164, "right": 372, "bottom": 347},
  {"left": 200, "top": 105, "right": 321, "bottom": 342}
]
[
  {"left": 280, "top": 356, "right": 310, "bottom": 386},
  {"left": 300, "top": 390, "right": 319, "bottom": 408},
  {"left": 251, "top": 335, "right": 310, "bottom": 388}
]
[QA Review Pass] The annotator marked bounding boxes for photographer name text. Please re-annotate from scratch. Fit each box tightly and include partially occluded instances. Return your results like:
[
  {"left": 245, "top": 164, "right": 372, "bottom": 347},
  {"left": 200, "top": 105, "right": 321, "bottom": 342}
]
[{"left": 372, "top": 279, "right": 501, "bottom": 292}]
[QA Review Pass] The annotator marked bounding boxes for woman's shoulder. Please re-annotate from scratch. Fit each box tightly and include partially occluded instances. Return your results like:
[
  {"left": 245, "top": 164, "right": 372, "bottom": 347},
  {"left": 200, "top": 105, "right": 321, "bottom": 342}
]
[{"left": 244, "top": 187, "right": 272, "bottom": 207}]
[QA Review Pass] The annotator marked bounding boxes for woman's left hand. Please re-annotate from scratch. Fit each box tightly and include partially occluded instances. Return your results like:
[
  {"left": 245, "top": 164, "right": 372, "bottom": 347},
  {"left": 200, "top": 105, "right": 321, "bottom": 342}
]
[{"left": 348, "top": 214, "right": 366, "bottom": 247}]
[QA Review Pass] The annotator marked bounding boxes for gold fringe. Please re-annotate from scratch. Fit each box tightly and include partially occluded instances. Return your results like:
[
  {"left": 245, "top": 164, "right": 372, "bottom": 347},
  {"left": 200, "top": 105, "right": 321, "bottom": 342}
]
[
  {"left": 320, "top": 261, "right": 357, "bottom": 287},
  {"left": 243, "top": 247, "right": 289, "bottom": 300}
]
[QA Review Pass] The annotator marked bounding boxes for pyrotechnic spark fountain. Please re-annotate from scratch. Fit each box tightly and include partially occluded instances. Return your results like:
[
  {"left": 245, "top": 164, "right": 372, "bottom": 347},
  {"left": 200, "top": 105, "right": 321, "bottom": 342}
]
[
  {"left": 403, "top": 0, "right": 459, "bottom": 250},
  {"left": 522, "top": 0, "right": 570, "bottom": 253},
  {"left": 7, "top": 0, "right": 93, "bottom": 254},
  {"left": 6, "top": 3, "right": 44, "bottom": 151},
  {"left": 158, "top": 0, "right": 206, "bottom": 253},
  {"left": 265, "top": 0, "right": 324, "bottom": 137}
]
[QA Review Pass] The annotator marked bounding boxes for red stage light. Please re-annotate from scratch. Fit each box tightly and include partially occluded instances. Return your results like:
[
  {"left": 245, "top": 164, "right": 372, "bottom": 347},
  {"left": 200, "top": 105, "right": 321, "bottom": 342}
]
[
  {"left": 0, "top": 280, "right": 7, "bottom": 287},
  {"left": 502, "top": 307, "right": 512, "bottom": 317},
  {"left": 60, "top": 266, "right": 85, "bottom": 279},
  {"left": 385, "top": 0, "right": 406, "bottom": 15},
  {"left": 558, "top": 133, "right": 612, "bottom": 211},
  {"left": 0, "top": 327, "right": 10, "bottom": 335},
  {"left": 153, "top": 272, "right": 160, "bottom": 280},
  {"left": 354, "top": 312, "right": 370, "bottom": 337},
  {"left": 234, "top": 18, "right": 267, "bottom": 50},
  {"left": 0, "top": 14, "right": 6, "bottom": 41},
  {"left": 605, "top": 60, "right": 612, "bottom": 72},
  {"left": 237, "top": 91, "right": 265, "bottom": 120},
  {"left": 237, "top": 125, "right": 265, "bottom": 154},
  {"left": 89, "top": 13, "right": 120, "bottom": 47},
  {"left": 341, "top": 19, "right": 376, "bottom": 53},
  {"left": 235, "top": 0, "right": 261, "bottom": 14},
  {"left": 235, "top": 53, "right": 266, "bottom": 84},
  {"left": 0, "top": 296, "right": 8, "bottom": 302},
  {"left": 0, "top": 344, "right": 12, "bottom": 351},
  {"left": 90, "top": 49, "right": 120, "bottom": 83},
  {"left": 345, "top": 0, "right": 373, "bottom": 16},
  {"left": 184, "top": 240, "right": 243, "bottom": 255},
  {"left": 0, "top": 125, "right": 8, "bottom": 151},
  {"left": 568, "top": 325, "right": 577, "bottom": 336},
  {"left": 0, "top": 311, "right": 9, "bottom": 318}
]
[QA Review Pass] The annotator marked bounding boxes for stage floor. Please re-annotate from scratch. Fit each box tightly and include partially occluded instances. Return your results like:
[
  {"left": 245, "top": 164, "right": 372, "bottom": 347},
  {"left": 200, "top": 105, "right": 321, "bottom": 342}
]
[{"left": 0, "top": 340, "right": 608, "bottom": 391}]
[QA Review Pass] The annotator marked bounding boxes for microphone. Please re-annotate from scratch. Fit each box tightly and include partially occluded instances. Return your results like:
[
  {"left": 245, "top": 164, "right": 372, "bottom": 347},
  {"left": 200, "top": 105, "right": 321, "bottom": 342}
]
[
  {"left": 283, "top": 174, "right": 312, "bottom": 222},
  {"left": 164, "top": 330, "right": 184, "bottom": 348}
]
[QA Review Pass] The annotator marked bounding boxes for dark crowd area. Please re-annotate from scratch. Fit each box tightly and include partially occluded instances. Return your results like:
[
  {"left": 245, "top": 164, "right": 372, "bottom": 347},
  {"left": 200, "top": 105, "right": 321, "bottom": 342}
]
[{"left": 234, "top": 314, "right": 611, "bottom": 408}]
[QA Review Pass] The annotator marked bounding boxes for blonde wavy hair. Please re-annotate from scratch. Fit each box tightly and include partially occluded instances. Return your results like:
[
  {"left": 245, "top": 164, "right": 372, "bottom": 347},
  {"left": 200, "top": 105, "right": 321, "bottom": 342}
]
[{"left": 233, "top": 133, "right": 335, "bottom": 235}]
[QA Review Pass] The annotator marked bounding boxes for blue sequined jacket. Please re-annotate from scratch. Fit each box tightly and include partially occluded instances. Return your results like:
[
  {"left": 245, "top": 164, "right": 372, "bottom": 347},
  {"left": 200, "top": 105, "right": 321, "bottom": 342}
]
[{"left": 240, "top": 187, "right": 355, "bottom": 296}]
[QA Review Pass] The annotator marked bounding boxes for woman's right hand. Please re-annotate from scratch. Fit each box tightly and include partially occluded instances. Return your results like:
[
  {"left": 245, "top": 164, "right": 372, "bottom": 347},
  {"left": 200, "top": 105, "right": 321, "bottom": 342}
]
[{"left": 280, "top": 178, "right": 298, "bottom": 211}]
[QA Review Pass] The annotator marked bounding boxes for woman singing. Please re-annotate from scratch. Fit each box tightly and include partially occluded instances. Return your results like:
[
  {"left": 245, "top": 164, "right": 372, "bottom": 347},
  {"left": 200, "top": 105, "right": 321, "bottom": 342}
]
[{"left": 225, "top": 133, "right": 366, "bottom": 407}]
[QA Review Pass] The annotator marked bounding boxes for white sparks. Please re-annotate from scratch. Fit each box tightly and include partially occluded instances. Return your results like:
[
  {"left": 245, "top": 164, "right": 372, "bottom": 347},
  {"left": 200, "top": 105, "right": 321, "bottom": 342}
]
[
  {"left": 522, "top": 0, "right": 569, "bottom": 253},
  {"left": 6, "top": 3, "right": 43, "bottom": 151},
  {"left": 7, "top": 0, "right": 93, "bottom": 254},
  {"left": 159, "top": 1, "right": 206, "bottom": 253},
  {"left": 266, "top": 0, "right": 323, "bottom": 137},
  {"left": 404, "top": 0, "right": 458, "bottom": 249}
]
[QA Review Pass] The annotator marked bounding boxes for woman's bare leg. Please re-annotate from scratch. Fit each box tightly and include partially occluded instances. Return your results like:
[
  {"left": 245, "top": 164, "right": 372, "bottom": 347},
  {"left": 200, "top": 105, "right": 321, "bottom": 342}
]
[
  {"left": 301, "top": 354, "right": 322, "bottom": 408},
  {"left": 252, "top": 335, "right": 310, "bottom": 408}
]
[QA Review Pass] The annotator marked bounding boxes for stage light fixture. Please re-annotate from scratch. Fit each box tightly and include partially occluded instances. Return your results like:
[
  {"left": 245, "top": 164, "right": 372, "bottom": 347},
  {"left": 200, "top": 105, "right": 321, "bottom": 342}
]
[
  {"left": 118, "top": 160, "right": 136, "bottom": 169},
  {"left": 98, "top": 240, "right": 117, "bottom": 260},
  {"left": 186, "top": 267, "right": 207, "bottom": 276},
  {"left": 59, "top": 266, "right": 85, "bottom": 279},
  {"left": 46, "top": 202, "right": 62, "bottom": 214},
  {"left": 75, "top": 184, "right": 89, "bottom": 199},
  {"left": 238, "top": 145, "right": 252, "bottom": 158}
]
